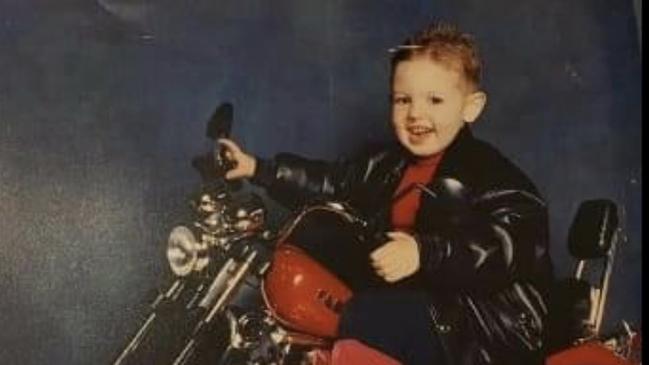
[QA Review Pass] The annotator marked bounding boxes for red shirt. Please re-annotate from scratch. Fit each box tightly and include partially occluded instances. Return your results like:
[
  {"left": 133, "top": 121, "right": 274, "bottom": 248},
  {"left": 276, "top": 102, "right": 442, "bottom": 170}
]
[{"left": 390, "top": 152, "right": 444, "bottom": 232}]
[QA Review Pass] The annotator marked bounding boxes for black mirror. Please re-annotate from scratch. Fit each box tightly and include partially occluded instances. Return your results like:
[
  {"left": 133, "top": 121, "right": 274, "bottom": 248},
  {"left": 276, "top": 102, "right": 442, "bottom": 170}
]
[
  {"left": 206, "top": 102, "right": 233, "bottom": 141},
  {"left": 191, "top": 102, "right": 239, "bottom": 189}
]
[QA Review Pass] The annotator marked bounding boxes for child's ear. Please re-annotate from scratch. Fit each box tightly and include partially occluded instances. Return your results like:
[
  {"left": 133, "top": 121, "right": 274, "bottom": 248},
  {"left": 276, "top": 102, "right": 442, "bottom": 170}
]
[{"left": 462, "top": 91, "right": 487, "bottom": 123}]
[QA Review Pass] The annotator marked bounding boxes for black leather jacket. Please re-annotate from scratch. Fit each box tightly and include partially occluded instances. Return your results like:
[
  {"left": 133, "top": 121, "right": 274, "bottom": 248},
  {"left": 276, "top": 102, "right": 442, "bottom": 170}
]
[{"left": 252, "top": 126, "right": 554, "bottom": 365}]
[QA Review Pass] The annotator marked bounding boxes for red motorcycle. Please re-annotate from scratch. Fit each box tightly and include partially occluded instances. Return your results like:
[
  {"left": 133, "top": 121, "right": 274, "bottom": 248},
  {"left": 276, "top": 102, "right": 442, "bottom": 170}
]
[{"left": 112, "top": 174, "right": 640, "bottom": 365}]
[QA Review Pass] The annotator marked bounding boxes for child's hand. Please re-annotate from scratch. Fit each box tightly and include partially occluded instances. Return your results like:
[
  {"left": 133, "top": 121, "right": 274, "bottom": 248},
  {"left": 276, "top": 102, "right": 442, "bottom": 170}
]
[
  {"left": 370, "top": 231, "right": 420, "bottom": 283},
  {"left": 217, "top": 138, "right": 257, "bottom": 180}
]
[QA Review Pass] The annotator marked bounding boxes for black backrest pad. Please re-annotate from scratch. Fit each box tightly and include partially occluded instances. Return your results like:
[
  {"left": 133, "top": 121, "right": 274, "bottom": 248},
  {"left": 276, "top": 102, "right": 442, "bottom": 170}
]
[{"left": 567, "top": 199, "right": 619, "bottom": 259}]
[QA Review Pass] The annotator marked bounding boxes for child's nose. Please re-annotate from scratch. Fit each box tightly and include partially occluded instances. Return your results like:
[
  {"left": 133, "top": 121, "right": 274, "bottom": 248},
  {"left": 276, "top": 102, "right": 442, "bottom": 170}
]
[{"left": 407, "top": 99, "right": 426, "bottom": 119}]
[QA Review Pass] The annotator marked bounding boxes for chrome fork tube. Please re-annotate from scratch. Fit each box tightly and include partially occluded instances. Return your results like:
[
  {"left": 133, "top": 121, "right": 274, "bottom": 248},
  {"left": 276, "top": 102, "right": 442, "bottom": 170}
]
[{"left": 172, "top": 249, "right": 258, "bottom": 365}]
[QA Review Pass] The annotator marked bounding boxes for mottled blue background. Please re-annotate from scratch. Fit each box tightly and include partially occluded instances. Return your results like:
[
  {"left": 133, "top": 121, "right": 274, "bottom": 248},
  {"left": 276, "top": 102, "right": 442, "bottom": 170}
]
[{"left": 0, "top": 1, "right": 641, "bottom": 364}]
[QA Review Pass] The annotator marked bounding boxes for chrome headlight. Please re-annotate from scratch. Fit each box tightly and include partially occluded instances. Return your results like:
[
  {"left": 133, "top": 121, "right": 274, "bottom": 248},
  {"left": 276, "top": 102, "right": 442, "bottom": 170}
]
[{"left": 166, "top": 226, "right": 200, "bottom": 277}]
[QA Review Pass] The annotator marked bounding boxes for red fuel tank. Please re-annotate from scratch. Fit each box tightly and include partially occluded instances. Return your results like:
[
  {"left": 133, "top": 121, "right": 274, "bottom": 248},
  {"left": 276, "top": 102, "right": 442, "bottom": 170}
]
[{"left": 261, "top": 244, "right": 352, "bottom": 338}]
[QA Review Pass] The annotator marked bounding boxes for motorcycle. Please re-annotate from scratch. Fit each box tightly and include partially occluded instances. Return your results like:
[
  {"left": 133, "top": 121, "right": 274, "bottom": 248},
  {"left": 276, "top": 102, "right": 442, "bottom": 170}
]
[{"left": 112, "top": 103, "right": 641, "bottom": 365}]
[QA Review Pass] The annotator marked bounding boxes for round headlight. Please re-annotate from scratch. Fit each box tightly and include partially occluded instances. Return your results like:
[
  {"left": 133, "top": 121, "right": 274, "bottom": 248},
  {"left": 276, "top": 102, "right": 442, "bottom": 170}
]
[{"left": 166, "top": 226, "right": 199, "bottom": 277}]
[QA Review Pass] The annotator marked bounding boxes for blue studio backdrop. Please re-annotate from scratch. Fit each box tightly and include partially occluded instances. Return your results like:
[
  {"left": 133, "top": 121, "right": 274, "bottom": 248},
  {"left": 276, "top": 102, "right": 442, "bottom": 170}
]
[{"left": 0, "top": 1, "right": 641, "bottom": 364}]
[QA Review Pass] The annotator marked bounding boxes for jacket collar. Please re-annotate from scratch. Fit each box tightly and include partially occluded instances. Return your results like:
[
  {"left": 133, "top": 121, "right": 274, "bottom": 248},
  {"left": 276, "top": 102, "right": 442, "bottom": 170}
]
[
  {"left": 371, "top": 125, "right": 474, "bottom": 228},
  {"left": 435, "top": 124, "right": 475, "bottom": 179}
]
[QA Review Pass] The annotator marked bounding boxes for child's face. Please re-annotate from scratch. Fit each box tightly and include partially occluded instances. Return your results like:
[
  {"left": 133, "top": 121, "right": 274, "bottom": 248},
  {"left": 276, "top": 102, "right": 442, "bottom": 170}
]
[{"left": 391, "top": 57, "right": 485, "bottom": 157}]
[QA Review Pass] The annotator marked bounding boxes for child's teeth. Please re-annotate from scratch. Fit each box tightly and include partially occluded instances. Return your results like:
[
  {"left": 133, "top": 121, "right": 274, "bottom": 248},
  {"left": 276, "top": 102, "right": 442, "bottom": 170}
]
[{"left": 410, "top": 127, "right": 431, "bottom": 134}]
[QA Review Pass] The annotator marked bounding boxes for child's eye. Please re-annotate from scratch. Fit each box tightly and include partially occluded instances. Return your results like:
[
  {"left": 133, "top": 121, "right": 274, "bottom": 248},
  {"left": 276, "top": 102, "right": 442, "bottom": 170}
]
[
  {"left": 429, "top": 96, "right": 444, "bottom": 104},
  {"left": 392, "top": 96, "right": 411, "bottom": 105}
]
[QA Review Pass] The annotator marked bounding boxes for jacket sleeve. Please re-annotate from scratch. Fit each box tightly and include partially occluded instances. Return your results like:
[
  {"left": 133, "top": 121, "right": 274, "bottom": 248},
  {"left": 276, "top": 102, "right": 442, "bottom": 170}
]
[
  {"left": 416, "top": 188, "right": 550, "bottom": 293},
  {"left": 249, "top": 153, "right": 364, "bottom": 209}
]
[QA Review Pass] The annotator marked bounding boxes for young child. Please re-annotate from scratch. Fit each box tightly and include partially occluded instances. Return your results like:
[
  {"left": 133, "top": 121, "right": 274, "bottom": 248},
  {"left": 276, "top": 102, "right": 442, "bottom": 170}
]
[{"left": 219, "top": 22, "right": 554, "bottom": 365}]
